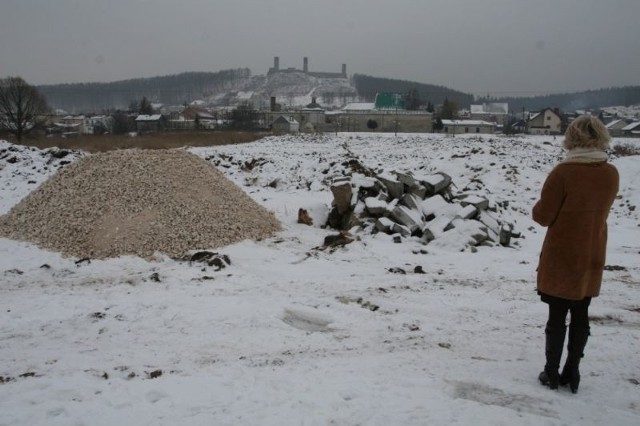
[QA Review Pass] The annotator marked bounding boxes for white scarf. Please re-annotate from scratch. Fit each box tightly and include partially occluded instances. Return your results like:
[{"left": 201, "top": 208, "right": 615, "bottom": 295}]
[{"left": 562, "top": 147, "right": 608, "bottom": 163}]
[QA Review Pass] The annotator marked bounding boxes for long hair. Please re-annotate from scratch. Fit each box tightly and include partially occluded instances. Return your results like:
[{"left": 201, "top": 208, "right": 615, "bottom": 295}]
[{"left": 563, "top": 115, "right": 611, "bottom": 150}]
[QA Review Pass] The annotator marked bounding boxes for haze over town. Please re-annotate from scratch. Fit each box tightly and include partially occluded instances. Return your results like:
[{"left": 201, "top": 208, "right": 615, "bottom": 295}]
[{"left": 1, "top": 0, "right": 639, "bottom": 96}]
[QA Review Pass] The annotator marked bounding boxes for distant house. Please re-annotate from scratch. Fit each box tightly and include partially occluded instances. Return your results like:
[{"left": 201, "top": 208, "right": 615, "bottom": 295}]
[
  {"left": 179, "top": 107, "right": 217, "bottom": 129},
  {"left": 528, "top": 108, "right": 562, "bottom": 135},
  {"left": 510, "top": 119, "right": 527, "bottom": 134},
  {"left": 135, "top": 114, "right": 165, "bottom": 133},
  {"left": 441, "top": 120, "right": 496, "bottom": 135},
  {"left": 61, "top": 115, "right": 85, "bottom": 127},
  {"left": 271, "top": 115, "right": 299, "bottom": 134},
  {"left": 264, "top": 97, "right": 324, "bottom": 133},
  {"left": 470, "top": 103, "right": 509, "bottom": 126},
  {"left": 47, "top": 122, "right": 80, "bottom": 137},
  {"left": 84, "top": 115, "right": 114, "bottom": 134},
  {"left": 621, "top": 122, "right": 640, "bottom": 137},
  {"left": 606, "top": 119, "right": 628, "bottom": 137},
  {"left": 48, "top": 115, "right": 84, "bottom": 137}
]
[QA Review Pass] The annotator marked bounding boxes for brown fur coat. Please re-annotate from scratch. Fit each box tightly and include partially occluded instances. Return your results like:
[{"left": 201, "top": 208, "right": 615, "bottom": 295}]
[{"left": 533, "top": 161, "right": 619, "bottom": 300}]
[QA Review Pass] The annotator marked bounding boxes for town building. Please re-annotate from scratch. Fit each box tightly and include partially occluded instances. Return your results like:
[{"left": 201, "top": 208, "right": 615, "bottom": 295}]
[
  {"left": 441, "top": 120, "right": 496, "bottom": 135},
  {"left": 606, "top": 119, "right": 630, "bottom": 137},
  {"left": 470, "top": 103, "right": 509, "bottom": 126},
  {"left": 527, "top": 108, "right": 563, "bottom": 135},
  {"left": 621, "top": 122, "right": 640, "bottom": 137},
  {"left": 135, "top": 114, "right": 165, "bottom": 133},
  {"left": 316, "top": 92, "right": 432, "bottom": 133},
  {"left": 271, "top": 115, "right": 300, "bottom": 134}
]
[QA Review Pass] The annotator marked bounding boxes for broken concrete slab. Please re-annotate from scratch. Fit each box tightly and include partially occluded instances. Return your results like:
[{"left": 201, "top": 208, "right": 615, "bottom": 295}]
[
  {"left": 455, "top": 204, "right": 478, "bottom": 220},
  {"left": 377, "top": 172, "right": 404, "bottom": 200},
  {"left": 422, "top": 215, "right": 453, "bottom": 239},
  {"left": 393, "top": 171, "right": 418, "bottom": 188},
  {"left": 408, "top": 184, "right": 427, "bottom": 199},
  {"left": 330, "top": 179, "right": 353, "bottom": 214},
  {"left": 449, "top": 218, "right": 489, "bottom": 244},
  {"left": 458, "top": 194, "right": 490, "bottom": 211},
  {"left": 390, "top": 205, "right": 424, "bottom": 234},
  {"left": 391, "top": 222, "right": 411, "bottom": 237},
  {"left": 375, "top": 217, "right": 395, "bottom": 233},
  {"left": 400, "top": 193, "right": 422, "bottom": 210},
  {"left": 419, "top": 195, "right": 450, "bottom": 218},
  {"left": 429, "top": 219, "right": 489, "bottom": 251},
  {"left": 365, "top": 197, "right": 388, "bottom": 217},
  {"left": 499, "top": 222, "right": 514, "bottom": 246},
  {"left": 418, "top": 172, "right": 452, "bottom": 196}
]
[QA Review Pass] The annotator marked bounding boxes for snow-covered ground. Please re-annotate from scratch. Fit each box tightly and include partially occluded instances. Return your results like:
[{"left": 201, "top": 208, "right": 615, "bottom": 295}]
[{"left": 1, "top": 133, "right": 639, "bottom": 426}]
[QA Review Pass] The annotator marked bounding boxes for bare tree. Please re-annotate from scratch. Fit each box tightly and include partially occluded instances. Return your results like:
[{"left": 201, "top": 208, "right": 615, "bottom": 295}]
[{"left": 0, "top": 76, "right": 49, "bottom": 142}]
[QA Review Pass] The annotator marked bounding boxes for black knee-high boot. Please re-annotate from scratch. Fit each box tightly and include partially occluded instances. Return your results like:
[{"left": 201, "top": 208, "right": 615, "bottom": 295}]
[
  {"left": 539, "top": 325, "right": 566, "bottom": 389},
  {"left": 560, "top": 325, "right": 590, "bottom": 393}
]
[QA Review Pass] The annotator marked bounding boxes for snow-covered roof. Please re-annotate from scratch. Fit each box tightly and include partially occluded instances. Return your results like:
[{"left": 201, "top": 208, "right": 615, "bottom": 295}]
[
  {"left": 196, "top": 112, "right": 215, "bottom": 119},
  {"left": 343, "top": 103, "right": 375, "bottom": 111},
  {"left": 622, "top": 122, "right": 640, "bottom": 131},
  {"left": 470, "top": 103, "right": 508, "bottom": 114},
  {"left": 442, "top": 120, "right": 495, "bottom": 126},
  {"left": 274, "top": 115, "right": 298, "bottom": 124},
  {"left": 606, "top": 119, "right": 624, "bottom": 128},
  {"left": 135, "top": 114, "right": 163, "bottom": 121}
]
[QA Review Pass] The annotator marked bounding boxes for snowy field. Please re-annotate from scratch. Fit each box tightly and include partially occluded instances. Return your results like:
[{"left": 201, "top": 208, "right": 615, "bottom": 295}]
[{"left": 1, "top": 133, "right": 639, "bottom": 425}]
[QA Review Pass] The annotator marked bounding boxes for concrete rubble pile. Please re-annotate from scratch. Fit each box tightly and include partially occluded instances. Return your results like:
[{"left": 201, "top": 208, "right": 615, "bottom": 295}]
[{"left": 326, "top": 169, "right": 516, "bottom": 250}]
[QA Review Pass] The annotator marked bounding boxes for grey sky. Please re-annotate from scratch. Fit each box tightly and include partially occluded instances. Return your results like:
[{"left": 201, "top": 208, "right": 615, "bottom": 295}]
[{"left": 1, "top": 0, "right": 639, "bottom": 96}]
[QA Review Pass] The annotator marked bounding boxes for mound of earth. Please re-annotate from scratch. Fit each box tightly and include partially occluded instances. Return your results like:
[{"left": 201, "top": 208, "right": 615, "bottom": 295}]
[{"left": 0, "top": 149, "right": 281, "bottom": 259}]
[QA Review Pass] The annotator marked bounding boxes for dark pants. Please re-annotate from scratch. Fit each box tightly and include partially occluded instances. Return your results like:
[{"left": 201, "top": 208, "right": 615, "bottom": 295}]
[
  {"left": 541, "top": 293, "right": 591, "bottom": 330},
  {"left": 539, "top": 294, "right": 592, "bottom": 392}
]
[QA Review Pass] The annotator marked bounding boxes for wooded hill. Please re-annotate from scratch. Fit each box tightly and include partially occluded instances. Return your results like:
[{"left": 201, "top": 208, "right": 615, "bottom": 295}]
[
  {"left": 355, "top": 75, "right": 640, "bottom": 113},
  {"left": 478, "top": 86, "right": 640, "bottom": 112},
  {"left": 37, "top": 67, "right": 639, "bottom": 114},
  {"left": 38, "top": 69, "right": 251, "bottom": 113},
  {"left": 352, "top": 74, "right": 474, "bottom": 108}
]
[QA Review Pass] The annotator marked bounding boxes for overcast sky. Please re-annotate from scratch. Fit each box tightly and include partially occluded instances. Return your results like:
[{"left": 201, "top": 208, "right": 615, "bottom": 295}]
[{"left": 1, "top": 0, "right": 639, "bottom": 96}]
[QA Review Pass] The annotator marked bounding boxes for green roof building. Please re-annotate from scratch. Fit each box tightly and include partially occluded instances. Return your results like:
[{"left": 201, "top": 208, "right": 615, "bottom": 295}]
[{"left": 374, "top": 92, "right": 406, "bottom": 110}]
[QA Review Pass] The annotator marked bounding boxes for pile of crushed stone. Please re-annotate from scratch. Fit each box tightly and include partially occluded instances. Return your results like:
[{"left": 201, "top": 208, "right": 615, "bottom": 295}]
[{"left": 0, "top": 149, "right": 281, "bottom": 259}]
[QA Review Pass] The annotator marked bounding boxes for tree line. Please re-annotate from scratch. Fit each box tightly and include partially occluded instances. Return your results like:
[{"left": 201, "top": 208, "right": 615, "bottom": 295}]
[
  {"left": 38, "top": 69, "right": 251, "bottom": 113},
  {"left": 478, "top": 86, "right": 640, "bottom": 112},
  {"left": 352, "top": 74, "right": 474, "bottom": 110}
]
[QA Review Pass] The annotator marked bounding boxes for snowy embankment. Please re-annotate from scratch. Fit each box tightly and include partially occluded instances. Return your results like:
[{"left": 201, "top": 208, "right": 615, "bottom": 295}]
[{"left": 0, "top": 134, "right": 639, "bottom": 426}]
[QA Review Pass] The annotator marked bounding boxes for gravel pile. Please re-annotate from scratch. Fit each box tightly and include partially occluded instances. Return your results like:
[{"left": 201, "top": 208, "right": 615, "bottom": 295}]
[{"left": 0, "top": 149, "right": 281, "bottom": 259}]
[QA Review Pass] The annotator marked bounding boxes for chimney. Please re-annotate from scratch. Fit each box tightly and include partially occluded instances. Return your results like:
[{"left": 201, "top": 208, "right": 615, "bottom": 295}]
[
  {"left": 270, "top": 96, "right": 276, "bottom": 111},
  {"left": 274, "top": 56, "right": 280, "bottom": 71},
  {"left": 342, "top": 64, "right": 347, "bottom": 77},
  {"left": 303, "top": 57, "right": 309, "bottom": 73}
]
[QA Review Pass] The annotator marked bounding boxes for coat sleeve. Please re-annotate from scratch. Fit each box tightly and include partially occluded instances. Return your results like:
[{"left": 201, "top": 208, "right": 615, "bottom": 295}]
[{"left": 532, "top": 167, "right": 565, "bottom": 227}]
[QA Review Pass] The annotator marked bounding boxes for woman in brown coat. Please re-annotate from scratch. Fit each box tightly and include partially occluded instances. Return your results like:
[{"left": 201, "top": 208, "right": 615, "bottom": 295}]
[{"left": 533, "top": 115, "right": 619, "bottom": 393}]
